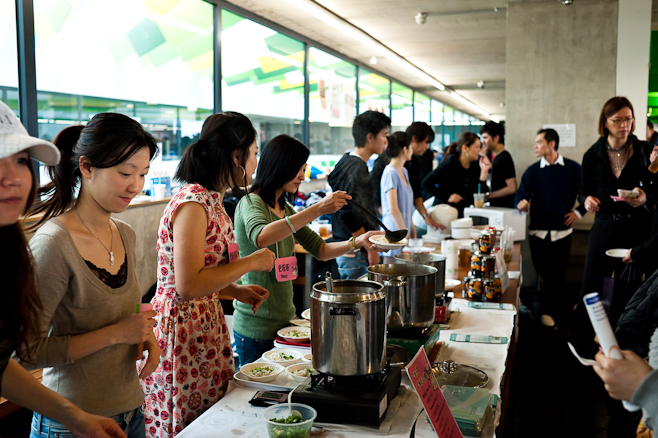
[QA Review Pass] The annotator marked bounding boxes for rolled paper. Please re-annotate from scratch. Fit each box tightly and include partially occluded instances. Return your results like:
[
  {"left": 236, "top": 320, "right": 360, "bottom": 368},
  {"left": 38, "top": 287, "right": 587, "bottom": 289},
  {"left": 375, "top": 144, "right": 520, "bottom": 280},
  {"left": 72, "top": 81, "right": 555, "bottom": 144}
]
[{"left": 583, "top": 292, "right": 640, "bottom": 412}]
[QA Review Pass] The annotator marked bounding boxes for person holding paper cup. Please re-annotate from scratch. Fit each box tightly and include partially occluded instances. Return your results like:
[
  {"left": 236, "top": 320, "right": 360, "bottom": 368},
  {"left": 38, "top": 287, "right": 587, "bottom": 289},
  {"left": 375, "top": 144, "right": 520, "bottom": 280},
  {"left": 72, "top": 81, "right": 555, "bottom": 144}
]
[
  {"left": 25, "top": 113, "right": 161, "bottom": 437},
  {"left": 142, "top": 112, "right": 273, "bottom": 437},
  {"left": 578, "top": 97, "right": 656, "bottom": 325},
  {"left": 232, "top": 134, "right": 383, "bottom": 365}
]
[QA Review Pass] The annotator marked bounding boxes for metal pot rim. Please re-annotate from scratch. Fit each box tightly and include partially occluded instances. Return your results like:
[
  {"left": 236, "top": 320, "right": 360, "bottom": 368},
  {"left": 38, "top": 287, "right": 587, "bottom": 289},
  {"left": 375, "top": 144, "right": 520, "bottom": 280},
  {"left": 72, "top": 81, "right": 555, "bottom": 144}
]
[
  {"left": 367, "top": 263, "right": 437, "bottom": 277},
  {"left": 311, "top": 280, "right": 386, "bottom": 303}
]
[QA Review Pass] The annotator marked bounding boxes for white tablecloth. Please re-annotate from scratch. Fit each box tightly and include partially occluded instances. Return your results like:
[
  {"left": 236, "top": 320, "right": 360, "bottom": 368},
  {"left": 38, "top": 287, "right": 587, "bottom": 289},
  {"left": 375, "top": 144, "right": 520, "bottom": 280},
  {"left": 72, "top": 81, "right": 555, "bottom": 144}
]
[{"left": 178, "top": 300, "right": 516, "bottom": 438}]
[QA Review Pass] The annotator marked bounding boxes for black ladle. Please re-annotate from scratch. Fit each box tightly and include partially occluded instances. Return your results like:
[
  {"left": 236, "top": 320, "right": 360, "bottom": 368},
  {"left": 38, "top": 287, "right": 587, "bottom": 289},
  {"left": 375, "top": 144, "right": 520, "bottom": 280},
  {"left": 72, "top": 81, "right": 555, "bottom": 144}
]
[{"left": 347, "top": 199, "right": 408, "bottom": 242}]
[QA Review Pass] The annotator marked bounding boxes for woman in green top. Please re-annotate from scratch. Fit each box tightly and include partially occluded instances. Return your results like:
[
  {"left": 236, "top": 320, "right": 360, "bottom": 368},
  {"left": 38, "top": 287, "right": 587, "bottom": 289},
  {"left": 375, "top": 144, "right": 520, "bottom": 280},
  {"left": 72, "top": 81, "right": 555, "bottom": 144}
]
[{"left": 233, "top": 135, "right": 383, "bottom": 365}]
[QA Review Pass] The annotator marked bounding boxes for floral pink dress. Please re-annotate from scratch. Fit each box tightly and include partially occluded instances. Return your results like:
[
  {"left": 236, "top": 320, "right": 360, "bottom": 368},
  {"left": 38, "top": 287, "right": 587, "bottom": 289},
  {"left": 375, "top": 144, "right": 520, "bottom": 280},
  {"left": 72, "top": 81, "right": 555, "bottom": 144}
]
[{"left": 141, "top": 183, "right": 234, "bottom": 437}]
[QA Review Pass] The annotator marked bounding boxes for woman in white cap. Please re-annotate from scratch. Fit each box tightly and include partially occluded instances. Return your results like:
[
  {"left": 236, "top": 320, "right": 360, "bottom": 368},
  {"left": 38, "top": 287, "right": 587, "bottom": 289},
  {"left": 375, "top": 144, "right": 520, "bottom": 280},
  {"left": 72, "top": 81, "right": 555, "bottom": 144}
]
[
  {"left": 0, "top": 100, "right": 126, "bottom": 437},
  {"left": 24, "top": 112, "right": 162, "bottom": 438}
]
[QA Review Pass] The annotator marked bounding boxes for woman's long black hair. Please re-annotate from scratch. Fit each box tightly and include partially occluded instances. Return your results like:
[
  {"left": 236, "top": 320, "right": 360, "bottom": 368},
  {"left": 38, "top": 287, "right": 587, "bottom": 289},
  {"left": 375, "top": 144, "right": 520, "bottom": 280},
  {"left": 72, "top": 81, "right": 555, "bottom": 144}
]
[
  {"left": 249, "top": 134, "right": 309, "bottom": 210},
  {"left": 1, "top": 160, "right": 40, "bottom": 363}
]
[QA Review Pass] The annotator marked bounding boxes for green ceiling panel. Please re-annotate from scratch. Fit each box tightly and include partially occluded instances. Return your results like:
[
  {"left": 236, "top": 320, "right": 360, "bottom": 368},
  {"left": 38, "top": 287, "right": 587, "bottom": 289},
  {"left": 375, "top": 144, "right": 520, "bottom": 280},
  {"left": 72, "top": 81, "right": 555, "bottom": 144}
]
[
  {"left": 174, "top": 34, "right": 211, "bottom": 62},
  {"left": 221, "top": 9, "right": 244, "bottom": 31},
  {"left": 167, "top": 0, "right": 213, "bottom": 29},
  {"left": 35, "top": 0, "right": 71, "bottom": 34},
  {"left": 106, "top": 35, "right": 135, "bottom": 64},
  {"left": 127, "top": 18, "right": 167, "bottom": 57},
  {"left": 148, "top": 42, "right": 178, "bottom": 67},
  {"left": 264, "top": 33, "right": 304, "bottom": 57}
]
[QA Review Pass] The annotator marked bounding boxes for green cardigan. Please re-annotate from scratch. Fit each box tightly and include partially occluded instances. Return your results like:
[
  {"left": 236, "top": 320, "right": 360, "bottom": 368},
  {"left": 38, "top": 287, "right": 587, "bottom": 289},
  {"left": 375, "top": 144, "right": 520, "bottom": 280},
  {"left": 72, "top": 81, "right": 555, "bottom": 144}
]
[{"left": 232, "top": 194, "right": 323, "bottom": 339}]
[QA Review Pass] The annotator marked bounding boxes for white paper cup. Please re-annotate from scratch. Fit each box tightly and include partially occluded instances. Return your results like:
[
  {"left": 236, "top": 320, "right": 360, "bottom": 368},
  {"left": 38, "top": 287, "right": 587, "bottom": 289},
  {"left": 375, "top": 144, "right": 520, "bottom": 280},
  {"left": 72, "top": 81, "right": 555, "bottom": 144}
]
[{"left": 153, "top": 184, "right": 166, "bottom": 200}]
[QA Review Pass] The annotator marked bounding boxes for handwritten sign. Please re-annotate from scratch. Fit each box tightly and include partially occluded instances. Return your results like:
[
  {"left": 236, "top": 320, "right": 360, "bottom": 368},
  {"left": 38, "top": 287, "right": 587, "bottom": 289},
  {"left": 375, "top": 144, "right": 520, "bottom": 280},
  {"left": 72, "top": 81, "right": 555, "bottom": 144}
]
[
  {"left": 406, "top": 347, "right": 463, "bottom": 438},
  {"left": 542, "top": 123, "right": 576, "bottom": 147},
  {"left": 275, "top": 256, "right": 298, "bottom": 282}
]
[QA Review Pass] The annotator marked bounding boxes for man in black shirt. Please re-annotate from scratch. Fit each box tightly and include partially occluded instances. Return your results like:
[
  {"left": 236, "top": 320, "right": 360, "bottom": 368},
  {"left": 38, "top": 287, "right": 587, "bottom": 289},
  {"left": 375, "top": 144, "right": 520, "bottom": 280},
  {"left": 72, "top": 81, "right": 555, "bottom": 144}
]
[
  {"left": 481, "top": 121, "right": 517, "bottom": 208},
  {"left": 329, "top": 111, "right": 390, "bottom": 278},
  {"left": 371, "top": 122, "right": 441, "bottom": 230}
]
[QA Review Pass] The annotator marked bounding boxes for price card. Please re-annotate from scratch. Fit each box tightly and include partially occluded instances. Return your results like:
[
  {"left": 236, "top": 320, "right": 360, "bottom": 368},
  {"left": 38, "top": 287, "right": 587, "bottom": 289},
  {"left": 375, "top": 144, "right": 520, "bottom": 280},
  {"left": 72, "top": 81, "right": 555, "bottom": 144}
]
[
  {"left": 228, "top": 242, "right": 239, "bottom": 262},
  {"left": 406, "top": 347, "right": 463, "bottom": 438},
  {"left": 275, "top": 256, "right": 298, "bottom": 282}
]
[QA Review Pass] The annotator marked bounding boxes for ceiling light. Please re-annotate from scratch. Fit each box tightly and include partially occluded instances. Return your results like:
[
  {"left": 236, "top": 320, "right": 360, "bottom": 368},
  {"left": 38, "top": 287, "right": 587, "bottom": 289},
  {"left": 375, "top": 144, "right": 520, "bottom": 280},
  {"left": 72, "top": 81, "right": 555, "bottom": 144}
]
[
  {"left": 286, "top": 0, "right": 444, "bottom": 92},
  {"left": 450, "top": 92, "right": 490, "bottom": 118},
  {"left": 369, "top": 56, "right": 378, "bottom": 65},
  {"left": 477, "top": 81, "right": 485, "bottom": 88},
  {"left": 561, "top": 0, "right": 573, "bottom": 4},
  {"left": 415, "top": 13, "right": 427, "bottom": 25}
]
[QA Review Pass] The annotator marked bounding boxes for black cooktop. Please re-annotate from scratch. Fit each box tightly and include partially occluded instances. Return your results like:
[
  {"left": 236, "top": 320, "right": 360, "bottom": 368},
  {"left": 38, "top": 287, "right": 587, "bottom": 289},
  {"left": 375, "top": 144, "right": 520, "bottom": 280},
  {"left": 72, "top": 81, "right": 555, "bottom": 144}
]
[{"left": 290, "top": 365, "right": 402, "bottom": 427}]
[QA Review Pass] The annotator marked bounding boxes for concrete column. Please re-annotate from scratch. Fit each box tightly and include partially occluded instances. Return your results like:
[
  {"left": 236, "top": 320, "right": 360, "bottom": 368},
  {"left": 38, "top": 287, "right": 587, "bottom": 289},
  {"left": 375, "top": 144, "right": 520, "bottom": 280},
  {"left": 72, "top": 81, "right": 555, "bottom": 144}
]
[
  {"left": 505, "top": 0, "right": 619, "bottom": 288},
  {"left": 616, "top": 0, "right": 652, "bottom": 139}
]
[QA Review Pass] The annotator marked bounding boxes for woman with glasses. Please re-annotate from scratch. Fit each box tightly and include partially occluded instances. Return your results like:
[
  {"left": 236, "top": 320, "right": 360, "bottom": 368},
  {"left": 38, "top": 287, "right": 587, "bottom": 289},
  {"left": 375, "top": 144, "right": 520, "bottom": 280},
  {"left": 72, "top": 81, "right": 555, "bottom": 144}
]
[{"left": 577, "top": 96, "right": 657, "bottom": 329}]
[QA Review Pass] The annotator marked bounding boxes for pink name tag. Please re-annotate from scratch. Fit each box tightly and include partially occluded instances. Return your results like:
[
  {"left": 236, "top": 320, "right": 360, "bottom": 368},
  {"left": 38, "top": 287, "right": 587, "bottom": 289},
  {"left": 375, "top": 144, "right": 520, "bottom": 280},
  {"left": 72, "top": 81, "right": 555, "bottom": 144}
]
[
  {"left": 275, "top": 256, "right": 298, "bottom": 282},
  {"left": 228, "top": 242, "right": 239, "bottom": 262}
]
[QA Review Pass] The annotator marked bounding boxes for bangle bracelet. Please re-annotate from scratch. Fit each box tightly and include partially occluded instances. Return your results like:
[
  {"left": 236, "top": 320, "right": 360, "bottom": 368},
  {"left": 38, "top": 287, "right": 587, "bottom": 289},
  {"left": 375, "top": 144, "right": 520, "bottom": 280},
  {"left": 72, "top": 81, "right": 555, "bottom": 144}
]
[{"left": 285, "top": 216, "right": 296, "bottom": 234}]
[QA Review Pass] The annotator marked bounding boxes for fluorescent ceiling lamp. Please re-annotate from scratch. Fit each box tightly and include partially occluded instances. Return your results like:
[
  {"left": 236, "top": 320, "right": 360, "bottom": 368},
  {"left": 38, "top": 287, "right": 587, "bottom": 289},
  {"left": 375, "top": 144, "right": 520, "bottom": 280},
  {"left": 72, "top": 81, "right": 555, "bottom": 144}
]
[
  {"left": 287, "top": 0, "right": 445, "bottom": 92},
  {"left": 450, "top": 92, "right": 490, "bottom": 118},
  {"left": 286, "top": 0, "right": 497, "bottom": 122},
  {"left": 490, "top": 116, "right": 500, "bottom": 123}
]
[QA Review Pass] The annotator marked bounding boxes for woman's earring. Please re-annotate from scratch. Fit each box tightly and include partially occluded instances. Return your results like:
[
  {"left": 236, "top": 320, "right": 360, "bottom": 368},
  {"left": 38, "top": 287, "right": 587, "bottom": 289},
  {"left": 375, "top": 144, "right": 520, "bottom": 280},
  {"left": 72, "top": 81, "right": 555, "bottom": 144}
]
[{"left": 239, "top": 165, "right": 246, "bottom": 179}]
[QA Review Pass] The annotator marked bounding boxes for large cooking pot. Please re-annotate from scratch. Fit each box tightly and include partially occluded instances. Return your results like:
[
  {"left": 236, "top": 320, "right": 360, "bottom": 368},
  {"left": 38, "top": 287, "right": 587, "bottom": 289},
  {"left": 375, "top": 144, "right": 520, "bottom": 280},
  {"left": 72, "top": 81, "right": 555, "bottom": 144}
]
[
  {"left": 394, "top": 253, "right": 446, "bottom": 299},
  {"left": 311, "top": 280, "right": 387, "bottom": 376},
  {"left": 367, "top": 264, "right": 437, "bottom": 330}
]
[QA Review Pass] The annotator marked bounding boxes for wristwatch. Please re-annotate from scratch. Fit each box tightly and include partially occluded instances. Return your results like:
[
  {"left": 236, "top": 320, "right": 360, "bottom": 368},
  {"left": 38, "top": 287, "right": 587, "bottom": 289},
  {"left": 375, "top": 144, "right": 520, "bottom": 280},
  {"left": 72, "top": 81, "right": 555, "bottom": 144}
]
[{"left": 348, "top": 236, "right": 362, "bottom": 252}]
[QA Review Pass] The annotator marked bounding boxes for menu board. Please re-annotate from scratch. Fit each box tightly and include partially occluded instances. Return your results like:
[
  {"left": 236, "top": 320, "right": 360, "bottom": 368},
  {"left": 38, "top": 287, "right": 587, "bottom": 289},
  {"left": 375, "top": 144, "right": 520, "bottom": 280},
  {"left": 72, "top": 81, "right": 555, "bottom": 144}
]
[{"left": 406, "top": 347, "right": 463, "bottom": 438}]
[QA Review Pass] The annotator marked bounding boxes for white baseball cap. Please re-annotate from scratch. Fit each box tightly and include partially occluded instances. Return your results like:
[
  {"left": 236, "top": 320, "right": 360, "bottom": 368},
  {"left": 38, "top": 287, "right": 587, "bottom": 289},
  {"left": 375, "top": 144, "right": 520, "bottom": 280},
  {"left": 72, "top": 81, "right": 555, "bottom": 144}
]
[{"left": 0, "top": 100, "right": 60, "bottom": 165}]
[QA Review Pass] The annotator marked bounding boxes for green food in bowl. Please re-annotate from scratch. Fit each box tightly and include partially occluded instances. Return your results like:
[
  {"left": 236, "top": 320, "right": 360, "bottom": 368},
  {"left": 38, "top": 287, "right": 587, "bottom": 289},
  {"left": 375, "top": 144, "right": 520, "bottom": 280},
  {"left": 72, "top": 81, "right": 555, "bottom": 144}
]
[{"left": 263, "top": 404, "right": 316, "bottom": 438}]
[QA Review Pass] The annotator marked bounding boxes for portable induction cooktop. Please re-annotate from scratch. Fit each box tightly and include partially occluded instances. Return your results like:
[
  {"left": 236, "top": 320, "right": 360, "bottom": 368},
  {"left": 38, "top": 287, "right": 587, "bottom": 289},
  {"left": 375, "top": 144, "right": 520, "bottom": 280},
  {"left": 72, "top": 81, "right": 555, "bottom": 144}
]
[{"left": 290, "top": 365, "right": 401, "bottom": 427}]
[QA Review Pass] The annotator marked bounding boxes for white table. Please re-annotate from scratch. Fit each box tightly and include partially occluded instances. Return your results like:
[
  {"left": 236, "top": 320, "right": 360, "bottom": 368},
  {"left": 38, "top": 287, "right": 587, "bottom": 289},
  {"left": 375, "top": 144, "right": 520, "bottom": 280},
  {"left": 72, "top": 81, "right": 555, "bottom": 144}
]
[{"left": 178, "top": 300, "right": 516, "bottom": 438}]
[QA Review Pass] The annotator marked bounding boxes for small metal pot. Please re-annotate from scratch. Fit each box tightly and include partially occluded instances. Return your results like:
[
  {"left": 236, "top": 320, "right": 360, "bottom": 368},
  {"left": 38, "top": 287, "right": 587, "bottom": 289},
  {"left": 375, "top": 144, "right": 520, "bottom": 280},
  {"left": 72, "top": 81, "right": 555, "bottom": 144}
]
[
  {"left": 311, "top": 280, "right": 387, "bottom": 376},
  {"left": 367, "top": 264, "right": 437, "bottom": 330},
  {"left": 394, "top": 253, "right": 446, "bottom": 299}
]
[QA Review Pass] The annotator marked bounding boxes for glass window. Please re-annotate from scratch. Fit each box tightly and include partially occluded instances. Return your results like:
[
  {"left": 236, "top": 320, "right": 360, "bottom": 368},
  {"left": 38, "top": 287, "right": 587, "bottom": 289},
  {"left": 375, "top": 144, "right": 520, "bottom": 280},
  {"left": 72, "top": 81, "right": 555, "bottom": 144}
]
[
  {"left": 307, "top": 47, "right": 356, "bottom": 171},
  {"left": 221, "top": 9, "right": 304, "bottom": 150},
  {"left": 0, "top": 0, "right": 19, "bottom": 115},
  {"left": 358, "top": 68, "right": 390, "bottom": 117},
  {"left": 413, "top": 94, "right": 431, "bottom": 124},
  {"left": 391, "top": 82, "right": 413, "bottom": 131},
  {"left": 33, "top": 0, "right": 214, "bottom": 180}
]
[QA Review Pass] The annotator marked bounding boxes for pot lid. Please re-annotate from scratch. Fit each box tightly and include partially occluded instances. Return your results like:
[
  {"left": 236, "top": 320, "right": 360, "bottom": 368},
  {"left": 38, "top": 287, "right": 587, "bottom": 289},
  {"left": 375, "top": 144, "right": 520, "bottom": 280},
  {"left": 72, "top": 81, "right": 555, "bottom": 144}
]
[
  {"left": 311, "top": 279, "right": 386, "bottom": 303},
  {"left": 431, "top": 360, "right": 489, "bottom": 388},
  {"left": 395, "top": 253, "right": 446, "bottom": 263}
]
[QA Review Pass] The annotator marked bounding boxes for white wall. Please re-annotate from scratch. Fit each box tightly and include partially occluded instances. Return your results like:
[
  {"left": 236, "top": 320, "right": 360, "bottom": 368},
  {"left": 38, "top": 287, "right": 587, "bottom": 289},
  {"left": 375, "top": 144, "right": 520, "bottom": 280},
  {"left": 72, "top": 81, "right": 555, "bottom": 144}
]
[{"left": 616, "top": 0, "right": 652, "bottom": 140}]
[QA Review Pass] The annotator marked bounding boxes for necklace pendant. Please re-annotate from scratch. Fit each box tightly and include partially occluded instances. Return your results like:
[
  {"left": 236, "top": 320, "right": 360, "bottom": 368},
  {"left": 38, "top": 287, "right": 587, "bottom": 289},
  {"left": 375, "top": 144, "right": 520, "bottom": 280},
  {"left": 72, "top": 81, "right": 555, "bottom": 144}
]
[{"left": 110, "top": 252, "right": 114, "bottom": 266}]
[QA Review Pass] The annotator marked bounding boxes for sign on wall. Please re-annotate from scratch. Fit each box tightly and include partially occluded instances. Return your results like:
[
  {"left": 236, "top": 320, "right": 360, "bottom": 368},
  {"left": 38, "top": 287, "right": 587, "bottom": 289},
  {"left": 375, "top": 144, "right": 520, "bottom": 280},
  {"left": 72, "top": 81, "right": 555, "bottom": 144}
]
[{"left": 542, "top": 124, "right": 576, "bottom": 147}]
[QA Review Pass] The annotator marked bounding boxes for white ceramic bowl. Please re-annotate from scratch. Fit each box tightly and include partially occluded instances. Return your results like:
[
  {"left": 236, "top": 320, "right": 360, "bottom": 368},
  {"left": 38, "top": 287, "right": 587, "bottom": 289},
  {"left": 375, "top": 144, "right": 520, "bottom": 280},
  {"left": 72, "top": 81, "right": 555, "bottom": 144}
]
[
  {"left": 261, "top": 349, "right": 303, "bottom": 367},
  {"left": 277, "top": 326, "right": 311, "bottom": 343},
  {"left": 240, "top": 362, "right": 284, "bottom": 382},
  {"left": 286, "top": 363, "right": 315, "bottom": 382},
  {"left": 301, "top": 308, "right": 311, "bottom": 320},
  {"left": 369, "top": 235, "right": 408, "bottom": 250},
  {"left": 444, "top": 279, "right": 462, "bottom": 291},
  {"left": 302, "top": 353, "right": 312, "bottom": 363}
]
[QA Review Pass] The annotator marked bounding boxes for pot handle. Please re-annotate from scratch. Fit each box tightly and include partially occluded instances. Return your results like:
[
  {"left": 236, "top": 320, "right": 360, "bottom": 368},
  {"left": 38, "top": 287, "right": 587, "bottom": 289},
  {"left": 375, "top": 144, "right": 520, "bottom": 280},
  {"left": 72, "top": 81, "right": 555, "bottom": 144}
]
[
  {"left": 329, "top": 307, "right": 359, "bottom": 316},
  {"left": 383, "top": 278, "right": 404, "bottom": 288}
]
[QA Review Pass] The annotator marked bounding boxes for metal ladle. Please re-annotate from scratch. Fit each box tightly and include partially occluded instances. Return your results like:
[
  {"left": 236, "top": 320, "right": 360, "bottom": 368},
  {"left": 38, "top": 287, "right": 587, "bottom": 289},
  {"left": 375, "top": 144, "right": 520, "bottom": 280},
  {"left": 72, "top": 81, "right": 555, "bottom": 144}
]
[{"left": 347, "top": 199, "right": 407, "bottom": 242}]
